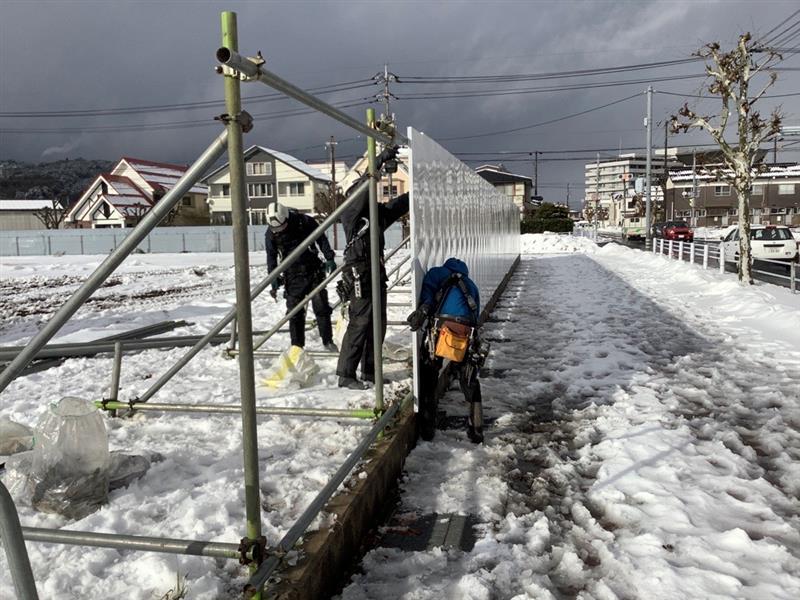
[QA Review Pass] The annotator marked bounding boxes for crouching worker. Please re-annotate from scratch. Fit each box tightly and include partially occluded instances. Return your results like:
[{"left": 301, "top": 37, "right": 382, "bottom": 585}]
[
  {"left": 407, "top": 258, "right": 489, "bottom": 443},
  {"left": 266, "top": 201, "right": 338, "bottom": 352}
]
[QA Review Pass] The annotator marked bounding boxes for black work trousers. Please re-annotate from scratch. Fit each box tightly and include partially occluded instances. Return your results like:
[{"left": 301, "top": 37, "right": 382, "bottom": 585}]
[
  {"left": 336, "top": 285, "right": 387, "bottom": 381},
  {"left": 284, "top": 268, "right": 333, "bottom": 348}
]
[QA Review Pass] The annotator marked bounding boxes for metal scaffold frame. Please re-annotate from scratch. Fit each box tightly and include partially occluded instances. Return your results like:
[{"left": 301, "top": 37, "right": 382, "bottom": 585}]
[{"left": 0, "top": 10, "right": 412, "bottom": 599}]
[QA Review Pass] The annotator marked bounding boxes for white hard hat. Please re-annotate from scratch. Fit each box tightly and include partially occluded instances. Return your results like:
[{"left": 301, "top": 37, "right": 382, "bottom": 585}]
[{"left": 266, "top": 202, "right": 289, "bottom": 231}]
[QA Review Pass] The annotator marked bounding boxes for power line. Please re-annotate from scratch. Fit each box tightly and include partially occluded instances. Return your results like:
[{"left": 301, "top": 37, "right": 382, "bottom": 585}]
[
  {"left": 0, "top": 79, "right": 375, "bottom": 118},
  {"left": 439, "top": 93, "right": 641, "bottom": 142},
  {"left": 396, "top": 73, "right": 705, "bottom": 100},
  {"left": 655, "top": 89, "right": 800, "bottom": 99},
  {"left": 396, "top": 57, "right": 703, "bottom": 84},
  {"left": 0, "top": 98, "right": 375, "bottom": 135}
]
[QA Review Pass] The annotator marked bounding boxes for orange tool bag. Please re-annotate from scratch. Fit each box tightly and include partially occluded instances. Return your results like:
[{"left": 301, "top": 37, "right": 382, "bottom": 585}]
[{"left": 434, "top": 320, "right": 472, "bottom": 363}]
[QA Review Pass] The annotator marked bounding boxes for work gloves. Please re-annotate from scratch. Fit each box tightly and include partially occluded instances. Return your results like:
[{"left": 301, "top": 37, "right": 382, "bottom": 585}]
[
  {"left": 406, "top": 304, "right": 431, "bottom": 332},
  {"left": 377, "top": 145, "right": 399, "bottom": 169},
  {"left": 324, "top": 259, "right": 337, "bottom": 275}
]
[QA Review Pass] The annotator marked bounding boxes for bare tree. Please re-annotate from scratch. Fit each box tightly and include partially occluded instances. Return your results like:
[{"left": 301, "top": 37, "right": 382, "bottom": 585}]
[
  {"left": 33, "top": 198, "right": 67, "bottom": 230},
  {"left": 671, "top": 33, "right": 782, "bottom": 284}
]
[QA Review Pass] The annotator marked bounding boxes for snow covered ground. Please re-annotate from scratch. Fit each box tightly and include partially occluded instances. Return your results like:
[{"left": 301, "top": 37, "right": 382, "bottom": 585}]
[
  {"left": 0, "top": 250, "right": 413, "bottom": 598},
  {"left": 338, "top": 234, "right": 800, "bottom": 599}
]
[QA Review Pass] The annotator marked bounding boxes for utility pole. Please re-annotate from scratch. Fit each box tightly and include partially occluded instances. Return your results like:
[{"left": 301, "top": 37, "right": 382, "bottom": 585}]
[
  {"left": 691, "top": 149, "right": 698, "bottom": 228},
  {"left": 594, "top": 152, "right": 600, "bottom": 235},
  {"left": 644, "top": 86, "right": 653, "bottom": 250},
  {"left": 662, "top": 120, "right": 669, "bottom": 223},
  {"left": 377, "top": 64, "right": 397, "bottom": 201},
  {"left": 533, "top": 151, "right": 540, "bottom": 197},
  {"left": 325, "top": 136, "right": 339, "bottom": 249},
  {"left": 566, "top": 182, "right": 570, "bottom": 209}
]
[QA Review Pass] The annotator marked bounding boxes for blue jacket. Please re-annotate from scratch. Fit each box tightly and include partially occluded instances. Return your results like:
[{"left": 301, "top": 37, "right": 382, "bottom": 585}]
[{"left": 419, "top": 258, "right": 480, "bottom": 324}]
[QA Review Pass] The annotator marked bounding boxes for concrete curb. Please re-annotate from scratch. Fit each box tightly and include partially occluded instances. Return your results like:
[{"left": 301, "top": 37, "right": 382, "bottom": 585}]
[{"left": 267, "top": 405, "right": 417, "bottom": 600}]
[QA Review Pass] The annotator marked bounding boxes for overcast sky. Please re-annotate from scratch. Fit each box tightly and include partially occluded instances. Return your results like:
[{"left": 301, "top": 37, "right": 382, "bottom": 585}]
[{"left": 1, "top": 0, "right": 799, "bottom": 205}]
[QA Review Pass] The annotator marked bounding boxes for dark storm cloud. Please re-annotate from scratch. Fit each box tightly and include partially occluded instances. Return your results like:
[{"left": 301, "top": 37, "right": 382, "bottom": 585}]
[{"left": 1, "top": 0, "right": 798, "bottom": 204}]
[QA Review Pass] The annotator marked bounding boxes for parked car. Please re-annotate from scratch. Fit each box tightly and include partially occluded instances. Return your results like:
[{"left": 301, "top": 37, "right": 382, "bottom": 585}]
[
  {"left": 651, "top": 222, "right": 666, "bottom": 238},
  {"left": 655, "top": 220, "right": 694, "bottom": 242},
  {"left": 720, "top": 224, "right": 800, "bottom": 263}
]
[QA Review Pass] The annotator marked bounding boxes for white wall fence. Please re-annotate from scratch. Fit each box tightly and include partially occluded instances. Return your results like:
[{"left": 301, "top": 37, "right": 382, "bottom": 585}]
[{"left": 0, "top": 224, "right": 403, "bottom": 257}]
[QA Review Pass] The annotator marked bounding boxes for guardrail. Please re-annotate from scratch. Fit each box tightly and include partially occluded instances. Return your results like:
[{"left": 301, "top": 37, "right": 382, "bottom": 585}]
[{"left": 652, "top": 237, "right": 797, "bottom": 293}]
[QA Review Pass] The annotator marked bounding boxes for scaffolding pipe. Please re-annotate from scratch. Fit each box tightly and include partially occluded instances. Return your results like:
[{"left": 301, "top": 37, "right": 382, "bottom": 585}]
[
  {"left": 329, "top": 243, "right": 410, "bottom": 313},
  {"left": 0, "top": 480, "right": 39, "bottom": 600},
  {"left": 0, "top": 334, "right": 253, "bottom": 362},
  {"left": 134, "top": 180, "right": 366, "bottom": 405},
  {"left": 96, "top": 400, "right": 375, "bottom": 420},
  {"left": 220, "top": 10, "right": 262, "bottom": 575},
  {"left": 216, "top": 48, "right": 407, "bottom": 148},
  {"left": 0, "top": 131, "right": 229, "bottom": 395},
  {"left": 21, "top": 526, "right": 242, "bottom": 559},
  {"left": 367, "top": 108, "right": 384, "bottom": 413},
  {"left": 243, "top": 392, "right": 408, "bottom": 598},
  {"left": 251, "top": 263, "right": 345, "bottom": 351},
  {"left": 229, "top": 238, "right": 408, "bottom": 353}
]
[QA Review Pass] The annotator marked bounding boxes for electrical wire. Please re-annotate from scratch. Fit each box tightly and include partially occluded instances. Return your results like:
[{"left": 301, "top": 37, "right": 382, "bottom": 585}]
[
  {"left": 656, "top": 89, "right": 800, "bottom": 99},
  {"left": 439, "top": 93, "right": 641, "bottom": 142},
  {"left": 0, "top": 79, "right": 375, "bottom": 118},
  {"left": 0, "top": 98, "right": 375, "bottom": 135},
  {"left": 396, "top": 57, "right": 703, "bottom": 84}
]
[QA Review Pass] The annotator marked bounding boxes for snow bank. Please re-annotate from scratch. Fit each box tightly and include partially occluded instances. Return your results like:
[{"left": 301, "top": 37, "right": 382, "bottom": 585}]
[{"left": 520, "top": 233, "right": 598, "bottom": 255}]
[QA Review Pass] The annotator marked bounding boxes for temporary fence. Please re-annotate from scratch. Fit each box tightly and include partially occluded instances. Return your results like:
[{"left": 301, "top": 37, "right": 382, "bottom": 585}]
[
  {"left": 407, "top": 128, "right": 521, "bottom": 404},
  {"left": 0, "top": 11, "right": 517, "bottom": 600},
  {"left": 0, "top": 223, "right": 402, "bottom": 257}
]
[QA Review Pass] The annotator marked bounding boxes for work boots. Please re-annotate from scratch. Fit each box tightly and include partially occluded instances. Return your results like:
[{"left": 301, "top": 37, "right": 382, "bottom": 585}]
[{"left": 467, "top": 401, "right": 484, "bottom": 444}]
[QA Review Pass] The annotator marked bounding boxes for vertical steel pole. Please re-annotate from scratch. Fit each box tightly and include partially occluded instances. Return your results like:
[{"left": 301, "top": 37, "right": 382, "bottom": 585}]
[
  {"left": 366, "top": 108, "right": 384, "bottom": 412},
  {"left": 645, "top": 86, "right": 653, "bottom": 251},
  {"left": 0, "top": 480, "right": 40, "bottom": 600},
  {"left": 719, "top": 244, "right": 726, "bottom": 273},
  {"left": 107, "top": 341, "right": 123, "bottom": 417},
  {"left": 594, "top": 153, "right": 600, "bottom": 233},
  {"left": 703, "top": 244, "right": 709, "bottom": 269},
  {"left": 791, "top": 262, "right": 796, "bottom": 293},
  {"left": 220, "top": 11, "right": 262, "bottom": 578}
]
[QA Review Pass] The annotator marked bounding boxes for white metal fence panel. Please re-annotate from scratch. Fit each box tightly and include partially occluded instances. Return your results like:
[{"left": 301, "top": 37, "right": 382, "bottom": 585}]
[
  {"left": 407, "top": 127, "right": 520, "bottom": 406},
  {"left": 0, "top": 224, "right": 402, "bottom": 257}
]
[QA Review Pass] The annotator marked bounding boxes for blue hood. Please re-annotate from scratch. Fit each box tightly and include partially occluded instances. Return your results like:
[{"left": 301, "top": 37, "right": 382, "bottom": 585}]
[{"left": 443, "top": 257, "right": 469, "bottom": 276}]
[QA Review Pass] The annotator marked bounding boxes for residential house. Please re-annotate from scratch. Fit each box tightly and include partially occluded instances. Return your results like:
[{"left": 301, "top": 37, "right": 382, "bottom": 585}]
[
  {"left": 203, "top": 145, "right": 332, "bottom": 224},
  {"left": 0, "top": 199, "right": 61, "bottom": 231},
  {"left": 667, "top": 162, "right": 800, "bottom": 227},
  {"left": 65, "top": 157, "right": 209, "bottom": 229},
  {"left": 475, "top": 164, "right": 533, "bottom": 216},
  {"left": 339, "top": 148, "right": 409, "bottom": 202}
]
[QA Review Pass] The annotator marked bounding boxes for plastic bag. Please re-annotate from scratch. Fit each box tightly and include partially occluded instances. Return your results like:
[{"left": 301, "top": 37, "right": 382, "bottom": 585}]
[
  {"left": 0, "top": 416, "right": 34, "bottom": 455},
  {"left": 260, "top": 345, "right": 319, "bottom": 389},
  {"left": 28, "top": 396, "right": 110, "bottom": 519},
  {"left": 333, "top": 304, "right": 349, "bottom": 348}
]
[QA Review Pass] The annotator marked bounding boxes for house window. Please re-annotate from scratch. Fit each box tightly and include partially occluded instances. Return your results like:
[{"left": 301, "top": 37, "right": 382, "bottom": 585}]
[
  {"left": 751, "top": 185, "right": 763, "bottom": 196},
  {"left": 279, "top": 182, "right": 305, "bottom": 197},
  {"left": 694, "top": 209, "right": 706, "bottom": 217},
  {"left": 246, "top": 162, "right": 271, "bottom": 176},
  {"left": 727, "top": 208, "right": 738, "bottom": 216},
  {"left": 770, "top": 207, "right": 786, "bottom": 214},
  {"left": 181, "top": 196, "right": 192, "bottom": 207},
  {"left": 382, "top": 185, "right": 398, "bottom": 197},
  {"left": 211, "top": 184, "right": 230, "bottom": 197},
  {"left": 247, "top": 183, "right": 274, "bottom": 198},
  {"left": 750, "top": 207, "right": 761, "bottom": 215},
  {"left": 714, "top": 185, "right": 730, "bottom": 196},
  {"left": 778, "top": 183, "right": 795, "bottom": 195}
]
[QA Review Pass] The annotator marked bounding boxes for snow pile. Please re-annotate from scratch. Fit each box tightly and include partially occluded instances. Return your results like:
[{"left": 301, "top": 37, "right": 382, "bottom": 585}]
[{"left": 520, "top": 233, "right": 598, "bottom": 255}]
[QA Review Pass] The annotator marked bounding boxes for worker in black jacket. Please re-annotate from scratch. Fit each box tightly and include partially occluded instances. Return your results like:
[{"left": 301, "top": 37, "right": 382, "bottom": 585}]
[
  {"left": 266, "top": 202, "right": 338, "bottom": 352},
  {"left": 336, "top": 146, "right": 409, "bottom": 389}
]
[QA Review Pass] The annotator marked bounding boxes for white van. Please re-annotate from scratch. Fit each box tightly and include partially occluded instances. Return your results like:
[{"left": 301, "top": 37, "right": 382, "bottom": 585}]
[{"left": 721, "top": 225, "right": 799, "bottom": 262}]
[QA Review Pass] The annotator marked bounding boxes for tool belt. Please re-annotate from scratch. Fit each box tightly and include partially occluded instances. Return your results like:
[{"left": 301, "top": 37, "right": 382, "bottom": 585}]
[{"left": 429, "top": 317, "right": 474, "bottom": 363}]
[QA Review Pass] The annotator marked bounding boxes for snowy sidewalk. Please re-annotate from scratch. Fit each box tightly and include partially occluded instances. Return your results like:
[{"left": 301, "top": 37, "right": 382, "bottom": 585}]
[{"left": 339, "top": 240, "right": 800, "bottom": 600}]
